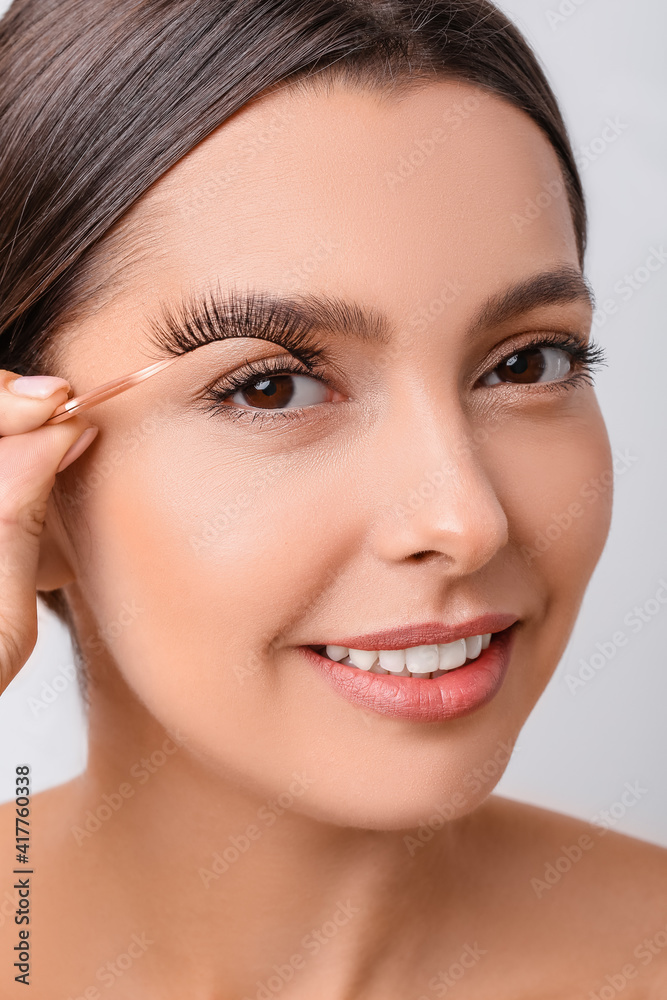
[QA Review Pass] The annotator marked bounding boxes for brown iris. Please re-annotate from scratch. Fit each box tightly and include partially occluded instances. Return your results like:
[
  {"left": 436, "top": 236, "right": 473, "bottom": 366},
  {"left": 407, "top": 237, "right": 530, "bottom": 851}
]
[
  {"left": 241, "top": 375, "right": 296, "bottom": 409},
  {"left": 497, "top": 348, "right": 547, "bottom": 384}
]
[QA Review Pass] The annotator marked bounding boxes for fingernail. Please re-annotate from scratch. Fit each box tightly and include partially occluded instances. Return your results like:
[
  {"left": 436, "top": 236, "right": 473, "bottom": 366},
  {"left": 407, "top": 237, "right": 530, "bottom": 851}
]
[
  {"left": 56, "top": 427, "right": 99, "bottom": 473},
  {"left": 9, "top": 375, "right": 70, "bottom": 399}
]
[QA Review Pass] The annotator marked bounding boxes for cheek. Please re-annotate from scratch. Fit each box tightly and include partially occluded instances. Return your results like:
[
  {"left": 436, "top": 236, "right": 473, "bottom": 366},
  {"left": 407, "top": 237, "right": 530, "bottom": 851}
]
[
  {"left": 487, "top": 396, "right": 613, "bottom": 709},
  {"left": 69, "top": 427, "right": 349, "bottom": 745},
  {"left": 506, "top": 405, "right": 613, "bottom": 582}
]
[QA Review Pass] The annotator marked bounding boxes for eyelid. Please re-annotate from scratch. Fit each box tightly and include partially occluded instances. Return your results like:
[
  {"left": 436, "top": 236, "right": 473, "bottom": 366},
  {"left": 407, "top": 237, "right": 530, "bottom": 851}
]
[
  {"left": 212, "top": 346, "right": 302, "bottom": 382},
  {"left": 203, "top": 350, "right": 329, "bottom": 395}
]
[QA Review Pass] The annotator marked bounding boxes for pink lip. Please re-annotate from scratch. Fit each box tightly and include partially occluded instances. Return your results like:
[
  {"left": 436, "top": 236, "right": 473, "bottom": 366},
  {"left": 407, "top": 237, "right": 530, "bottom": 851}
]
[
  {"left": 299, "top": 621, "right": 518, "bottom": 723},
  {"left": 322, "top": 612, "right": 520, "bottom": 651}
]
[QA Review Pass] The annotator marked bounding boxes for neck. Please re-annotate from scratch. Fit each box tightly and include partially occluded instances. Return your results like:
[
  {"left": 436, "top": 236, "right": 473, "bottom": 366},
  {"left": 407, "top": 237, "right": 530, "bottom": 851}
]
[{"left": 46, "top": 675, "right": 484, "bottom": 998}]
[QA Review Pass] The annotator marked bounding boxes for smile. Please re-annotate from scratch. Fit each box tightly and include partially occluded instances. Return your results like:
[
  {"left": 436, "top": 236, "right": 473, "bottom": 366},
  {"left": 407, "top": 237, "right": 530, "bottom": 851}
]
[
  {"left": 300, "top": 614, "right": 520, "bottom": 721},
  {"left": 312, "top": 633, "right": 492, "bottom": 679}
]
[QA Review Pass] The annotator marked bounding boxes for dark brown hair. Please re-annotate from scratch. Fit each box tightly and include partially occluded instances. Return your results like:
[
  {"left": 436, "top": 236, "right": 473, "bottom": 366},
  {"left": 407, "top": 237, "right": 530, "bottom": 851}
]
[{"left": 0, "top": 0, "right": 587, "bottom": 639}]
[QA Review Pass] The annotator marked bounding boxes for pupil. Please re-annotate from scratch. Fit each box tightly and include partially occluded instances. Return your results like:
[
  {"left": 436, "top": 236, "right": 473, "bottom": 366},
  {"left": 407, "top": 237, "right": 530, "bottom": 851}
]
[
  {"left": 255, "top": 378, "right": 276, "bottom": 396},
  {"left": 507, "top": 353, "right": 527, "bottom": 374}
]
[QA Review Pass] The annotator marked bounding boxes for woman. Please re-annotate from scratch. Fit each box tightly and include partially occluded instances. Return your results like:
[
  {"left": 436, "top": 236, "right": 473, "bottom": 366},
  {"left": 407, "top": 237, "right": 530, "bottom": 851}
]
[{"left": 1, "top": 0, "right": 666, "bottom": 995}]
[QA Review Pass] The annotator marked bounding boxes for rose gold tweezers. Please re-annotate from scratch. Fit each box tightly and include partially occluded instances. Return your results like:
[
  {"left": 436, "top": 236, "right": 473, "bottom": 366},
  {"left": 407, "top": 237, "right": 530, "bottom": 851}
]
[{"left": 43, "top": 357, "right": 180, "bottom": 425}]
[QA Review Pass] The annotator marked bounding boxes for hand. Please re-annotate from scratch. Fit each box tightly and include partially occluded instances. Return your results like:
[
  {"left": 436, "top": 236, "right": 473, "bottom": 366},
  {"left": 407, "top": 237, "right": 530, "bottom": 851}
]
[{"left": 0, "top": 371, "right": 98, "bottom": 695}]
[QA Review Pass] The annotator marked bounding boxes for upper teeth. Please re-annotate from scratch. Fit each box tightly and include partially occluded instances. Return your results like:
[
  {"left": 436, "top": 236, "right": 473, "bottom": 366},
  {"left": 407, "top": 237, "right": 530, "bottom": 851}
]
[{"left": 324, "top": 633, "right": 492, "bottom": 677}]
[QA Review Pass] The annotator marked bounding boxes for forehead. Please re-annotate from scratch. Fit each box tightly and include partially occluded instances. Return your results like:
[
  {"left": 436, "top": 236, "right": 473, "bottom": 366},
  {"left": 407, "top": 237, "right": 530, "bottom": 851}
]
[
  {"left": 143, "top": 77, "right": 575, "bottom": 290},
  {"left": 57, "top": 77, "right": 580, "bottom": 371}
]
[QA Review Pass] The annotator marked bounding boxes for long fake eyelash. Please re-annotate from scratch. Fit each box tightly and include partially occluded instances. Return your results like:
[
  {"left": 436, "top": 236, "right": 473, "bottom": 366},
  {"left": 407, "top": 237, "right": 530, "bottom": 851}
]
[
  {"left": 144, "top": 286, "right": 337, "bottom": 375},
  {"left": 484, "top": 331, "right": 608, "bottom": 393}
]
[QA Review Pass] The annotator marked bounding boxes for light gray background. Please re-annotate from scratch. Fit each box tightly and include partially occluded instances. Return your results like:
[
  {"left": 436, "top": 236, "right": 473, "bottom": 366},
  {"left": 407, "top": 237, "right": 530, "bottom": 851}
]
[{"left": 1, "top": 0, "right": 666, "bottom": 844}]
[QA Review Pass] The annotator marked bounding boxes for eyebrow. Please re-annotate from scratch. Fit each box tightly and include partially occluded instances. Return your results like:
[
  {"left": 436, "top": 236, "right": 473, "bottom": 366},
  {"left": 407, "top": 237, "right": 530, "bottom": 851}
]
[
  {"left": 145, "top": 265, "right": 594, "bottom": 361},
  {"left": 467, "top": 265, "right": 595, "bottom": 335}
]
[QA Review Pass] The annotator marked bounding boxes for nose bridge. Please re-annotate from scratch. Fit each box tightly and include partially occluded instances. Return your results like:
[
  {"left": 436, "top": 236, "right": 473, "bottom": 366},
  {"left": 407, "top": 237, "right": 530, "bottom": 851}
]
[{"left": 371, "top": 397, "right": 509, "bottom": 573}]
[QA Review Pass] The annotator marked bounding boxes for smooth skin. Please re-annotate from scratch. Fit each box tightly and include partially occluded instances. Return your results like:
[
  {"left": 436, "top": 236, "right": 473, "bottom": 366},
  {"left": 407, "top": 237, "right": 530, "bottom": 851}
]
[{"left": 1, "top": 78, "right": 667, "bottom": 998}]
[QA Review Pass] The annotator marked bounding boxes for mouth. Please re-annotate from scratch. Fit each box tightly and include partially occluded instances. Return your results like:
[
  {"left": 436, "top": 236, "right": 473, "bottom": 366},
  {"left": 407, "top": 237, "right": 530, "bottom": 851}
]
[
  {"left": 299, "top": 617, "right": 519, "bottom": 723},
  {"left": 308, "top": 631, "right": 493, "bottom": 679}
]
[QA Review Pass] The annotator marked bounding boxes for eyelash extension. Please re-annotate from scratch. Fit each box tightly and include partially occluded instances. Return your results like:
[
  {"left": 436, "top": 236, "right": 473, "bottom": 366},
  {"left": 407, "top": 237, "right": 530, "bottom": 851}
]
[
  {"left": 144, "top": 285, "right": 336, "bottom": 374},
  {"left": 486, "top": 331, "right": 608, "bottom": 394}
]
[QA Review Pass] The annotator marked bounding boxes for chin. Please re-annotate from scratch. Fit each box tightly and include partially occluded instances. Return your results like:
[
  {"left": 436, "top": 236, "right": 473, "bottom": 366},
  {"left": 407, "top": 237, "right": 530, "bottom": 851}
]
[{"left": 247, "top": 735, "right": 517, "bottom": 833}]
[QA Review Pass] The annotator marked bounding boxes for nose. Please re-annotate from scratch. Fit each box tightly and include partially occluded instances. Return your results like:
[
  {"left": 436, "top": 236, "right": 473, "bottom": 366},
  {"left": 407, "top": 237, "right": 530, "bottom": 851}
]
[{"left": 370, "top": 404, "right": 509, "bottom": 577}]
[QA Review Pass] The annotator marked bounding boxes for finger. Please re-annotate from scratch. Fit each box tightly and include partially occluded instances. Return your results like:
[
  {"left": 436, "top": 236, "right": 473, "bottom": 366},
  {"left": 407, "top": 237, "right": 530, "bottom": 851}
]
[
  {"left": 0, "top": 417, "right": 98, "bottom": 691},
  {"left": 0, "top": 370, "right": 72, "bottom": 436}
]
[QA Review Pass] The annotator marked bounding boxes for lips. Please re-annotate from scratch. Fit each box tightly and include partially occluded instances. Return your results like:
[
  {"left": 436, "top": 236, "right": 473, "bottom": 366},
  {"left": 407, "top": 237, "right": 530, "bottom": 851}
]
[
  {"left": 299, "top": 620, "right": 518, "bottom": 723},
  {"left": 322, "top": 612, "right": 520, "bottom": 651}
]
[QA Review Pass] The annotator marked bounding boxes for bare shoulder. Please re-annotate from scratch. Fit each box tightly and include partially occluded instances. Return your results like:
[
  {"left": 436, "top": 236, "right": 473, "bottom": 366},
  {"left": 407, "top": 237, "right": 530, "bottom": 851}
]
[
  {"left": 481, "top": 794, "right": 667, "bottom": 991},
  {"left": 486, "top": 792, "right": 667, "bottom": 894},
  {"left": 0, "top": 776, "right": 82, "bottom": 925},
  {"left": 0, "top": 791, "right": 35, "bottom": 991},
  {"left": 0, "top": 776, "right": 87, "bottom": 996}
]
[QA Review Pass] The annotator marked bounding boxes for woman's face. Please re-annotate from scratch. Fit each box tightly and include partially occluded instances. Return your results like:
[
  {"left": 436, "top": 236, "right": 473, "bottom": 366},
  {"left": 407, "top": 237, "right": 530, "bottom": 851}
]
[{"left": 47, "top": 78, "right": 612, "bottom": 828}]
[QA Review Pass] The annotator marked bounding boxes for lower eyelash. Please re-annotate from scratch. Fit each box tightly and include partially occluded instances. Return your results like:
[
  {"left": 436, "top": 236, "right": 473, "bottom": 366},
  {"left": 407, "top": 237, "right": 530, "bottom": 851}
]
[
  {"left": 214, "top": 404, "right": 308, "bottom": 427},
  {"left": 533, "top": 369, "right": 596, "bottom": 394}
]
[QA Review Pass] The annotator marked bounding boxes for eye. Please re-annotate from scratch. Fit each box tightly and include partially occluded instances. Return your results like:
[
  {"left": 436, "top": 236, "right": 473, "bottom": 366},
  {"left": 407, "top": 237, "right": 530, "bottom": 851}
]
[
  {"left": 227, "top": 372, "right": 331, "bottom": 410},
  {"left": 481, "top": 345, "right": 573, "bottom": 386},
  {"left": 198, "top": 353, "right": 345, "bottom": 424}
]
